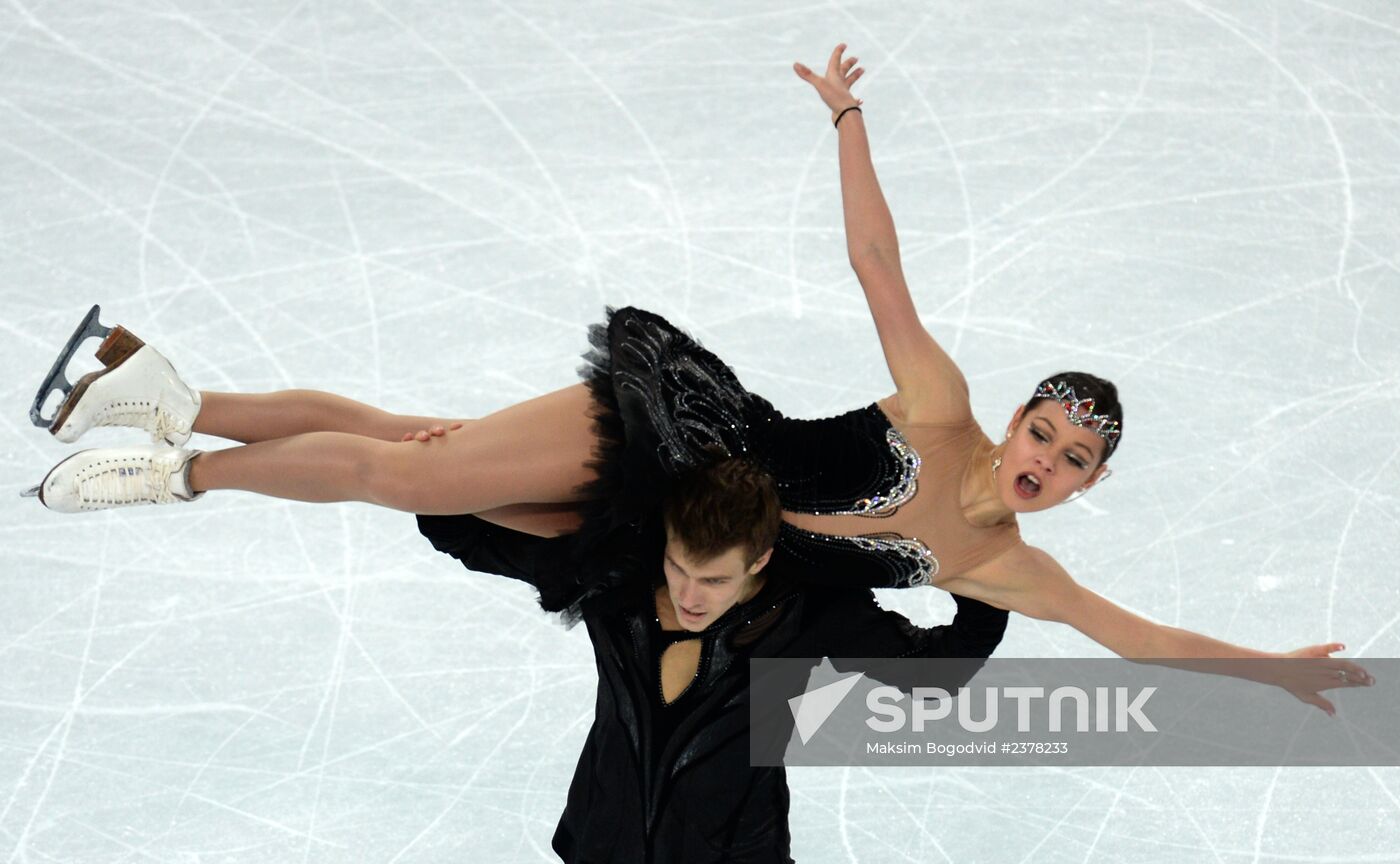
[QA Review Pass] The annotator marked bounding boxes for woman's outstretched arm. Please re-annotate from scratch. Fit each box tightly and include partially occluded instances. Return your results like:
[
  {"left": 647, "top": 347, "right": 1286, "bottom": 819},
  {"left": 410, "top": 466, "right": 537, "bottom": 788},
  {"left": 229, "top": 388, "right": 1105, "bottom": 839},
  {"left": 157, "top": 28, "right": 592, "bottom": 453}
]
[
  {"left": 988, "top": 545, "right": 1372, "bottom": 715},
  {"left": 795, "top": 44, "right": 970, "bottom": 422}
]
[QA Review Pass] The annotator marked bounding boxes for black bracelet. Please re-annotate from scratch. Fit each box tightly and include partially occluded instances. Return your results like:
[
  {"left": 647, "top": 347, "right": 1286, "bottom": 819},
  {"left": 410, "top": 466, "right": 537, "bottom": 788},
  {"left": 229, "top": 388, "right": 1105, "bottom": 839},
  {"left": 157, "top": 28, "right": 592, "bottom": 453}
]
[{"left": 833, "top": 105, "right": 862, "bottom": 129}]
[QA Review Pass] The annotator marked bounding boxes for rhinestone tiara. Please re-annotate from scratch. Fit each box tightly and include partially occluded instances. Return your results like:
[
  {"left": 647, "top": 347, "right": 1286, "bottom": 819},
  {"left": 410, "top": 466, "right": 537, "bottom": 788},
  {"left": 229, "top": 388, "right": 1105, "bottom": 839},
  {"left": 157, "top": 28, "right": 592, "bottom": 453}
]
[{"left": 1032, "top": 379, "right": 1121, "bottom": 456}]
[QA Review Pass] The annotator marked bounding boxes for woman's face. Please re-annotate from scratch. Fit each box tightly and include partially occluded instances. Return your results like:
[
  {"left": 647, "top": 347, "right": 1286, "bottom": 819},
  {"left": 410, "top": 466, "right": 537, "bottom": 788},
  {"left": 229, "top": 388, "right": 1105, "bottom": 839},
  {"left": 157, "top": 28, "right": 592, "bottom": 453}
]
[{"left": 996, "top": 401, "right": 1110, "bottom": 512}]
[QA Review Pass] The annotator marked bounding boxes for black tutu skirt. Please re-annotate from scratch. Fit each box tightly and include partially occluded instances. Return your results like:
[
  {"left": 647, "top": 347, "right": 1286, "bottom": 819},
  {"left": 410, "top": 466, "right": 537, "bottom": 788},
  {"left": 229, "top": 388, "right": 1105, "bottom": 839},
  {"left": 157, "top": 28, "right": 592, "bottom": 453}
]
[{"left": 547, "top": 306, "right": 930, "bottom": 624}]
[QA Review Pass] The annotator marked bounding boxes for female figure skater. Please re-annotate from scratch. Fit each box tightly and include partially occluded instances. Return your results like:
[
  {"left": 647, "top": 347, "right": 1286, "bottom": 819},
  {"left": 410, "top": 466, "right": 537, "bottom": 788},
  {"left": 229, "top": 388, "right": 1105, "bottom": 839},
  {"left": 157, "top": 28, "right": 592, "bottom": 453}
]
[{"left": 24, "top": 44, "right": 1369, "bottom": 712}]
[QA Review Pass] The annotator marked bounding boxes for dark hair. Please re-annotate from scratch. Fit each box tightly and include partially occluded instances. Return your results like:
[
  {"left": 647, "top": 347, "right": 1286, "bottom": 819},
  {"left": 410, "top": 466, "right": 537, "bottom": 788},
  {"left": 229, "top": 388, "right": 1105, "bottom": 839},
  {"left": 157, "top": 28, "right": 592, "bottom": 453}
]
[
  {"left": 662, "top": 456, "right": 781, "bottom": 567},
  {"left": 1025, "top": 371, "right": 1123, "bottom": 464}
]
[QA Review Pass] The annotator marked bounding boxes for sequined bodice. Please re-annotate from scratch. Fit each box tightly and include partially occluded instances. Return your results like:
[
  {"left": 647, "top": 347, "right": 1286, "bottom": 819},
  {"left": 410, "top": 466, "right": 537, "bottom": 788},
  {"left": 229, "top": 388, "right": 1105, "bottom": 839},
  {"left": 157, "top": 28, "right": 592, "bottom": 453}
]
[{"left": 765, "top": 401, "right": 1021, "bottom": 589}]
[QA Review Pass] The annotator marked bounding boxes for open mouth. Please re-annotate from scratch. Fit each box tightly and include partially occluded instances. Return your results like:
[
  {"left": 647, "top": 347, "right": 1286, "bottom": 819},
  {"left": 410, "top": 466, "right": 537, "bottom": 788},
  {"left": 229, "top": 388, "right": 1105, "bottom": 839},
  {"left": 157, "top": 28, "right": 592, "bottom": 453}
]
[
  {"left": 679, "top": 605, "right": 704, "bottom": 620},
  {"left": 1014, "top": 472, "right": 1042, "bottom": 499}
]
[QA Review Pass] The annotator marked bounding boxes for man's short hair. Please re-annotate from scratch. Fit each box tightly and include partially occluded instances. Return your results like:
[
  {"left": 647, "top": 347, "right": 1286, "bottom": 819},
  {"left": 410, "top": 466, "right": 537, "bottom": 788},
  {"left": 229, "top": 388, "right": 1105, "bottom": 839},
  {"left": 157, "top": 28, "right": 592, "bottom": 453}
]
[{"left": 662, "top": 456, "right": 780, "bottom": 567}]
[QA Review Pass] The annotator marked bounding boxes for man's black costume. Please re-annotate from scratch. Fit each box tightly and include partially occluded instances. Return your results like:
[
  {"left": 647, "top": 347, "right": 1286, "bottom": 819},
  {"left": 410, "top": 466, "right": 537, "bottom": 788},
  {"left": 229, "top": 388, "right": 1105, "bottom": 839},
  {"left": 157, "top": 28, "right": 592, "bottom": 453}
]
[{"left": 418, "top": 514, "right": 1009, "bottom": 864}]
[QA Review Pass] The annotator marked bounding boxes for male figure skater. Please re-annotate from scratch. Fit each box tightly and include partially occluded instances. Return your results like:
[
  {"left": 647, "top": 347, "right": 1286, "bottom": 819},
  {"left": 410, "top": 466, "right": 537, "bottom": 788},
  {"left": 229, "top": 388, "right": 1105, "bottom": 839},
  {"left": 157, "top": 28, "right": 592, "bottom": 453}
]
[{"left": 417, "top": 456, "right": 1007, "bottom": 863}]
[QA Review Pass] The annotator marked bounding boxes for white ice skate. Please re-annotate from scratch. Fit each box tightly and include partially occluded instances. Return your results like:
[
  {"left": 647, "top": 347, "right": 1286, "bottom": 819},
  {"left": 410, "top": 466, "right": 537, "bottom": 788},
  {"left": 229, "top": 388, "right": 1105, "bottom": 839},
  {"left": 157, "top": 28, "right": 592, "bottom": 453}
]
[
  {"left": 21, "top": 445, "right": 204, "bottom": 513},
  {"left": 29, "top": 305, "right": 201, "bottom": 446}
]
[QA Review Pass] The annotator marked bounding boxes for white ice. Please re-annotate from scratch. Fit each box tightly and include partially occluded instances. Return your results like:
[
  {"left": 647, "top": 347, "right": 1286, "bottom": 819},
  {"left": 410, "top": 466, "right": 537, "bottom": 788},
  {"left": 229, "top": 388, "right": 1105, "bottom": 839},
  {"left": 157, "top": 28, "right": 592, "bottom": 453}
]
[{"left": 2, "top": 1, "right": 1399, "bottom": 862}]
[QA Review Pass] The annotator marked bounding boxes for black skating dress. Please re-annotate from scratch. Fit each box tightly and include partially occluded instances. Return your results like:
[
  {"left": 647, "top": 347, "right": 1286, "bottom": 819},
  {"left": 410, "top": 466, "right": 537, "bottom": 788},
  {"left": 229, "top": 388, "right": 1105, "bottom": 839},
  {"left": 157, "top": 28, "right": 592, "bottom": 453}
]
[{"left": 528, "top": 306, "right": 1024, "bottom": 624}]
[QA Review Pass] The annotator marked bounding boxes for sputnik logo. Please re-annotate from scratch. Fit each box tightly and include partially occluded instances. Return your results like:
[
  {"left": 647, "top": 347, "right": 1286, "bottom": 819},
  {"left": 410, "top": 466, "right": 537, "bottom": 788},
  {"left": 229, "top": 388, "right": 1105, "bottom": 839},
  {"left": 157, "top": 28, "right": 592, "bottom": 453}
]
[{"left": 788, "top": 672, "right": 865, "bottom": 744}]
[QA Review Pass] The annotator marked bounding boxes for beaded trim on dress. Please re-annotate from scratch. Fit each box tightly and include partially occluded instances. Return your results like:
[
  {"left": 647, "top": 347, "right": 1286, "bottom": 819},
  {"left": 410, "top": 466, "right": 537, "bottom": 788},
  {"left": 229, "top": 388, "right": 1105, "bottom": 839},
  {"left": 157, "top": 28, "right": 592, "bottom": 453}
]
[
  {"left": 780, "top": 523, "right": 939, "bottom": 588},
  {"left": 772, "top": 421, "right": 937, "bottom": 588},
  {"left": 805, "top": 427, "right": 920, "bottom": 517}
]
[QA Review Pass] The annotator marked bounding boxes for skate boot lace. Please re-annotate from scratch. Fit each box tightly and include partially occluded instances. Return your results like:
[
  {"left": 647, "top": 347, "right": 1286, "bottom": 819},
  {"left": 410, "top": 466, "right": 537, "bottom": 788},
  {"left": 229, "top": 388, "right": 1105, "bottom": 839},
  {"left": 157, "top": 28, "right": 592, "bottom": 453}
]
[
  {"left": 79, "top": 455, "right": 179, "bottom": 506},
  {"left": 95, "top": 400, "right": 190, "bottom": 442}
]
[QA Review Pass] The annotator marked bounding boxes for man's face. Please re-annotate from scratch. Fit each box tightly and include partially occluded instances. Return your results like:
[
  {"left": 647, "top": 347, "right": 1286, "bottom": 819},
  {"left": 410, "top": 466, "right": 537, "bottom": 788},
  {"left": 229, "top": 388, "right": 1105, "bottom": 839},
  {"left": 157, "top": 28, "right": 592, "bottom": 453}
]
[{"left": 662, "top": 535, "right": 770, "bottom": 632}]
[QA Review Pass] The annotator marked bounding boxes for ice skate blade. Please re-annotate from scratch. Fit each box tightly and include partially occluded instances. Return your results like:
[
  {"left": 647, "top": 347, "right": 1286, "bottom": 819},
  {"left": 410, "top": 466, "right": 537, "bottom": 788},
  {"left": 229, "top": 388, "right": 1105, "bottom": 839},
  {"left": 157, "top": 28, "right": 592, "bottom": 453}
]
[{"left": 29, "top": 304, "right": 114, "bottom": 430}]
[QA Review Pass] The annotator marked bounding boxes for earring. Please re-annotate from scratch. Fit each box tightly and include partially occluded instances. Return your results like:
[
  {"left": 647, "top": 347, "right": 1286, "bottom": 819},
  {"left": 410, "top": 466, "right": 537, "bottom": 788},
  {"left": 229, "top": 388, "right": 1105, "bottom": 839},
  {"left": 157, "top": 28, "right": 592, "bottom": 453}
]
[{"left": 1066, "top": 468, "right": 1113, "bottom": 504}]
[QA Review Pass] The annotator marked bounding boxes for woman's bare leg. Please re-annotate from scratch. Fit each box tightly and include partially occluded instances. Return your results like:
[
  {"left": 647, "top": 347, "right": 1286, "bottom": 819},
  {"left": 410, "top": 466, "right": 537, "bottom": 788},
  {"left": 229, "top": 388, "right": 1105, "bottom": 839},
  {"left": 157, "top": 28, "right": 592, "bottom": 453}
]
[
  {"left": 194, "top": 390, "right": 452, "bottom": 444},
  {"left": 185, "top": 383, "right": 598, "bottom": 515},
  {"left": 195, "top": 387, "right": 591, "bottom": 536},
  {"left": 474, "top": 502, "right": 584, "bottom": 537}
]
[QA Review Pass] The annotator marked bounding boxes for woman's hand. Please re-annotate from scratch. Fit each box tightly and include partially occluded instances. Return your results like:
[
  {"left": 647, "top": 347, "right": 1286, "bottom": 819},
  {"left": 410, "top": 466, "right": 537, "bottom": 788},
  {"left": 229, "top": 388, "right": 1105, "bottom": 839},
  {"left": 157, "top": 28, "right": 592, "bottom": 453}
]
[
  {"left": 401, "top": 422, "right": 463, "bottom": 443},
  {"left": 1268, "top": 643, "right": 1374, "bottom": 717},
  {"left": 794, "top": 43, "right": 864, "bottom": 119}
]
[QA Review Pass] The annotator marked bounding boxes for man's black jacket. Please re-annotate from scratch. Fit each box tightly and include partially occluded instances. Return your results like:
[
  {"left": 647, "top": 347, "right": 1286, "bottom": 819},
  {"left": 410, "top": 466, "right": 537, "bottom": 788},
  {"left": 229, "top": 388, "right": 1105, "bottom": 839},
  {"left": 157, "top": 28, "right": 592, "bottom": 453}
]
[{"left": 417, "top": 514, "right": 1009, "bottom": 864}]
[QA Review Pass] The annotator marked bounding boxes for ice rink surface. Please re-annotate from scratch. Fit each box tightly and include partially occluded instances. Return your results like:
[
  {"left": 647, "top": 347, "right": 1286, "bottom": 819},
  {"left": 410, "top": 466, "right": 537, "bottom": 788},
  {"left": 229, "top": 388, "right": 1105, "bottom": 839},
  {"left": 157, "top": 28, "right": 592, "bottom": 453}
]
[{"left": 3, "top": 1, "right": 1400, "bottom": 861}]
